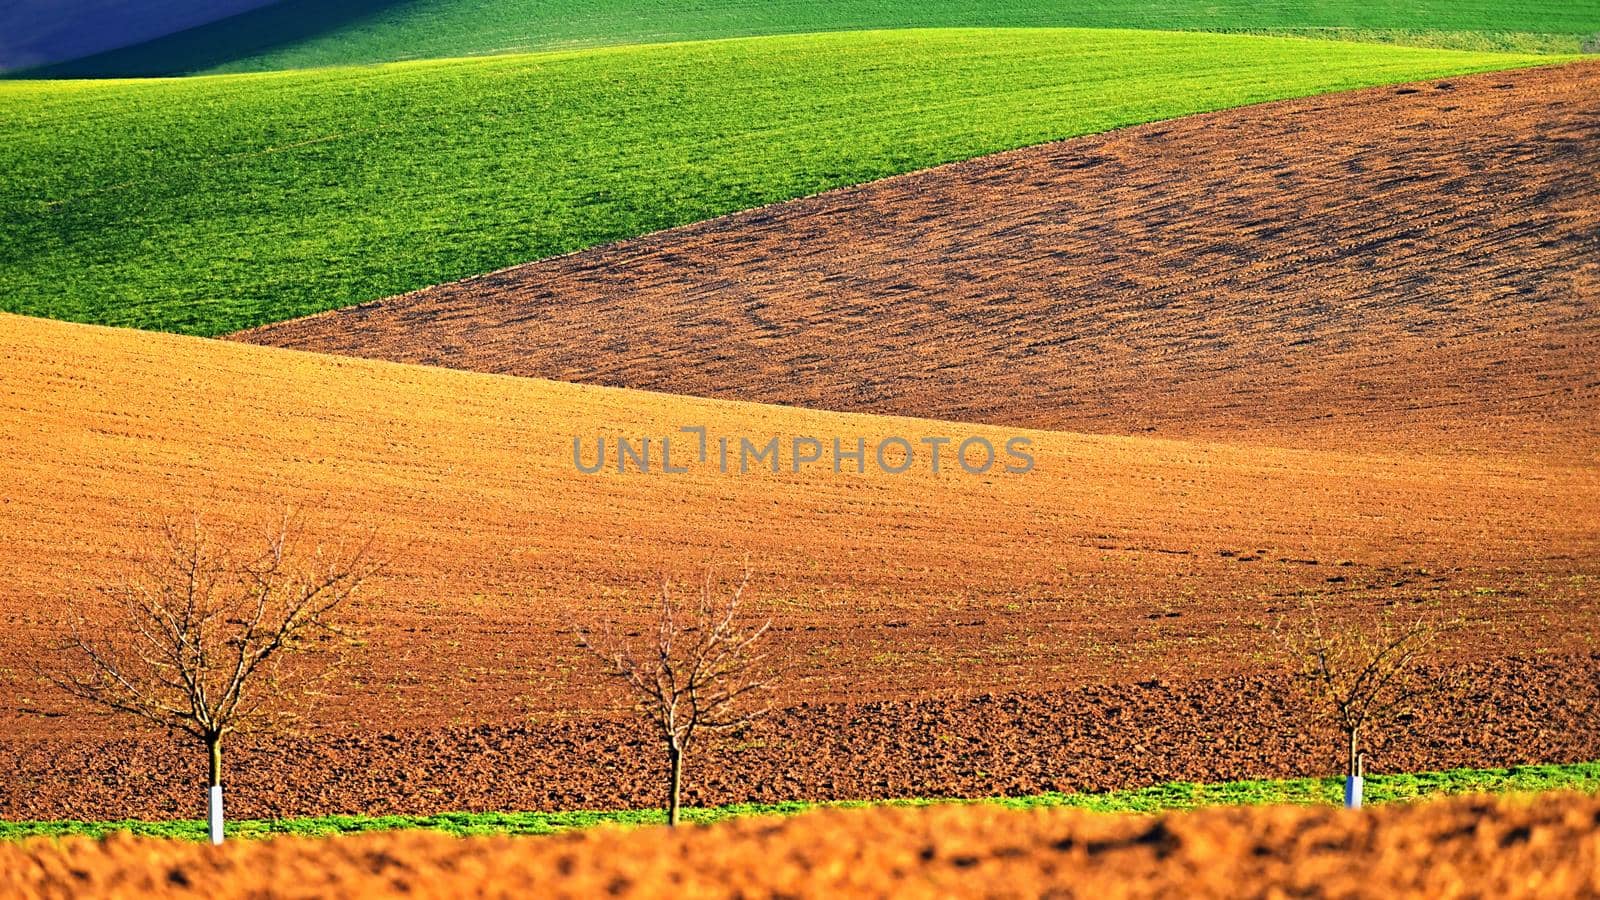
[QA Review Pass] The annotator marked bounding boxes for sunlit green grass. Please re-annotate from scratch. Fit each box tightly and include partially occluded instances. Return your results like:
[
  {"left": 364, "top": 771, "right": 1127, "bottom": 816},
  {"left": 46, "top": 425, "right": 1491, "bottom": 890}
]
[
  {"left": 0, "top": 29, "right": 1562, "bottom": 335},
  {"left": 4, "top": 761, "right": 1595, "bottom": 842},
  {"left": 22, "top": 0, "right": 1598, "bottom": 77}
]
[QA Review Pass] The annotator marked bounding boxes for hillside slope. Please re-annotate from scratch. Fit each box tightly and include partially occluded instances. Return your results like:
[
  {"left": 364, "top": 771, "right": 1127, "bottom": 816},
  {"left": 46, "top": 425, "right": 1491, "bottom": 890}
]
[
  {"left": 241, "top": 62, "right": 1600, "bottom": 459},
  {"left": 3, "top": 312, "right": 1595, "bottom": 741},
  {"left": 19, "top": 0, "right": 1599, "bottom": 77},
  {"left": 2, "top": 31, "right": 1552, "bottom": 336}
]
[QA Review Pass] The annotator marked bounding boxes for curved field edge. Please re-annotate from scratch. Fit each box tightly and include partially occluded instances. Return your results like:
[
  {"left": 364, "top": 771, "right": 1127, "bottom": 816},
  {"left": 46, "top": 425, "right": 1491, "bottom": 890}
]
[
  {"left": 4, "top": 762, "right": 1596, "bottom": 841},
  {"left": 239, "top": 62, "right": 1600, "bottom": 460},
  {"left": 4, "top": 312, "right": 1597, "bottom": 747},
  {"left": 14, "top": 0, "right": 1598, "bottom": 77},
  {"left": 0, "top": 29, "right": 1565, "bottom": 335}
]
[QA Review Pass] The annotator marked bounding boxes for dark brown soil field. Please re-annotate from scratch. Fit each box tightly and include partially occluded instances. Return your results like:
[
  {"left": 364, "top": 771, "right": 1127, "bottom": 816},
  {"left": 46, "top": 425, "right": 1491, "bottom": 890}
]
[
  {"left": 7, "top": 792, "right": 1600, "bottom": 899},
  {"left": 3, "top": 655, "right": 1596, "bottom": 821},
  {"left": 239, "top": 62, "right": 1600, "bottom": 462}
]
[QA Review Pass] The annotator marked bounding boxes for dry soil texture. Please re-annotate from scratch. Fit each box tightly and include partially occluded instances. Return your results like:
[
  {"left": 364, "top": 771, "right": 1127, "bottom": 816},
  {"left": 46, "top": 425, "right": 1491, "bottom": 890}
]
[
  {"left": 4, "top": 656, "right": 1597, "bottom": 821},
  {"left": 5, "top": 313, "right": 1596, "bottom": 734},
  {"left": 239, "top": 62, "right": 1600, "bottom": 462},
  {"left": 1, "top": 313, "right": 1597, "bottom": 817},
  {"left": 6, "top": 792, "right": 1600, "bottom": 899}
]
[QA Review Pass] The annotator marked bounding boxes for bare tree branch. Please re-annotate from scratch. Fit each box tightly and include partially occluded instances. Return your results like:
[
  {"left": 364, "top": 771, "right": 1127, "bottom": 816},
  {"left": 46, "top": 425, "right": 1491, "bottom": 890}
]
[
  {"left": 1276, "top": 601, "right": 1451, "bottom": 778},
  {"left": 43, "top": 511, "right": 380, "bottom": 777},
  {"left": 577, "top": 562, "right": 774, "bottom": 826}
]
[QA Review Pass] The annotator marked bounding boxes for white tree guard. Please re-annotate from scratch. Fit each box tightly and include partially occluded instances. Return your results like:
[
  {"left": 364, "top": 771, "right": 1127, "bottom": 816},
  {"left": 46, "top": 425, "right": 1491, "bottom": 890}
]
[
  {"left": 1344, "top": 775, "right": 1364, "bottom": 810},
  {"left": 209, "top": 784, "right": 224, "bottom": 844}
]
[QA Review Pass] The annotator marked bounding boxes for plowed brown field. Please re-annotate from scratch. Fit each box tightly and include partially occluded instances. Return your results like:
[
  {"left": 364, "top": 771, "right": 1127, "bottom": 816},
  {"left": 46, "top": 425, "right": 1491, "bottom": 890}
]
[
  {"left": 1, "top": 311, "right": 1597, "bottom": 818},
  {"left": 5, "top": 312, "right": 1597, "bottom": 728},
  {"left": 7, "top": 656, "right": 1598, "bottom": 821},
  {"left": 238, "top": 62, "right": 1600, "bottom": 461},
  {"left": 8, "top": 60, "right": 1600, "bottom": 827},
  {"left": 6, "top": 793, "right": 1600, "bottom": 899}
]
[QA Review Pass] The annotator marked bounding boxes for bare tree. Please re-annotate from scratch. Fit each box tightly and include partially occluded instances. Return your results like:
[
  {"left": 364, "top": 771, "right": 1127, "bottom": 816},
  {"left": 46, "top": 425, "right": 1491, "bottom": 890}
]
[
  {"left": 578, "top": 565, "right": 774, "bottom": 826},
  {"left": 1276, "top": 602, "right": 1446, "bottom": 807},
  {"left": 45, "top": 513, "right": 378, "bottom": 843}
]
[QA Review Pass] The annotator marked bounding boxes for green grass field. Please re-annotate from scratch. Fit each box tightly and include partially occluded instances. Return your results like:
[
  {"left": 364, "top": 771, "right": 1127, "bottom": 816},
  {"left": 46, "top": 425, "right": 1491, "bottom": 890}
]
[
  {"left": 0, "top": 29, "right": 1562, "bottom": 335},
  {"left": 4, "top": 761, "right": 1596, "bottom": 842},
  {"left": 22, "top": 0, "right": 1600, "bottom": 77}
]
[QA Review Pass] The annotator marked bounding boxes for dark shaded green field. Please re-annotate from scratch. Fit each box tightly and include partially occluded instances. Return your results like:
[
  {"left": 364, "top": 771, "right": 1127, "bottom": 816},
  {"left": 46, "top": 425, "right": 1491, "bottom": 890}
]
[{"left": 20, "top": 0, "right": 1598, "bottom": 77}]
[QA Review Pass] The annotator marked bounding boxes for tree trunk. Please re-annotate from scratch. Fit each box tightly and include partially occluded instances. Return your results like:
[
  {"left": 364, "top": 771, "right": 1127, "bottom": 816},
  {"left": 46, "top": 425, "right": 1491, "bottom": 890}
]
[
  {"left": 206, "top": 734, "right": 224, "bottom": 845},
  {"left": 667, "top": 743, "right": 683, "bottom": 827},
  {"left": 1343, "top": 727, "right": 1364, "bottom": 810},
  {"left": 208, "top": 735, "right": 222, "bottom": 787}
]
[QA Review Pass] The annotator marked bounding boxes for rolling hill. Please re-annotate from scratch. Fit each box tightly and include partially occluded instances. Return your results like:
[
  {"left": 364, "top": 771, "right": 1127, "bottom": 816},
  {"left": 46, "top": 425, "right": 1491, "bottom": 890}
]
[
  {"left": 3, "top": 310, "right": 1595, "bottom": 742},
  {"left": 16, "top": 0, "right": 1599, "bottom": 77},
  {"left": 0, "top": 30, "right": 1560, "bottom": 336},
  {"left": 240, "top": 62, "right": 1600, "bottom": 460}
]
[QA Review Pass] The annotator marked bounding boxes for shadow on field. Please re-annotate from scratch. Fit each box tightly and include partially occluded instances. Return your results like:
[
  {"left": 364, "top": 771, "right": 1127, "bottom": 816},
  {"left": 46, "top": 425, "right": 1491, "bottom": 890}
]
[{"left": 10, "top": 0, "right": 419, "bottom": 78}]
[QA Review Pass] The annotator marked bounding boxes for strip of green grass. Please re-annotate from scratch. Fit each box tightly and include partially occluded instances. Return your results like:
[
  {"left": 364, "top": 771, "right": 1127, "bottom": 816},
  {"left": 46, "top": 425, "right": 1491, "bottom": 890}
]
[
  {"left": 0, "top": 29, "right": 1563, "bottom": 335},
  {"left": 21, "top": 0, "right": 1598, "bottom": 77},
  {"left": 3, "top": 761, "right": 1595, "bottom": 842}
]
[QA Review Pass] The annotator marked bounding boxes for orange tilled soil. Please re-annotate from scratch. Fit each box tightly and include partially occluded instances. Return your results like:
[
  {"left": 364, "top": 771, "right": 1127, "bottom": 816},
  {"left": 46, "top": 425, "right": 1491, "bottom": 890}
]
[
  {"left": 6, "top": 657, "right": 1596, "bottom": 821},
  {"left": 4, "top": 312, "right": 1597, "bottom": 746},
  {"left": 5, "top": 793, "right": 1600, "bottom": 899},
  {"left": 238, "top": 62, "right": 1600, "bottom": 462}
]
